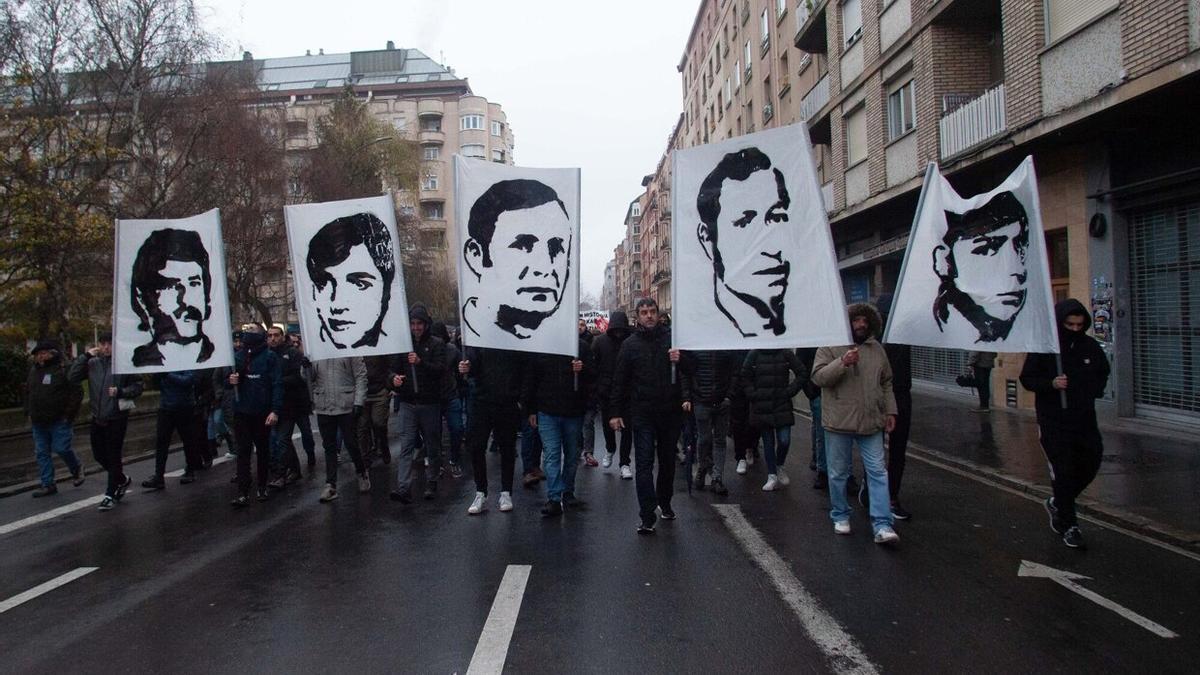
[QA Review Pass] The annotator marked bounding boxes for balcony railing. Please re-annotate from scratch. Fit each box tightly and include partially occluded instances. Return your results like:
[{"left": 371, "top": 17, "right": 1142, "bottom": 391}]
[
  {"left": 939, "top": 83, "right": 1006, "bottom": 159},
  {"left": 800, "top": 74, "right": 830, "bottom": 121}
]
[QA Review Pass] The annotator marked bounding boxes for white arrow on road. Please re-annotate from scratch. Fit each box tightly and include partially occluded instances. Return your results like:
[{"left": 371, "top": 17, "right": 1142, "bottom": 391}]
[{"left": 1018, "top": 560, "right": 1178, "bottom": 638}]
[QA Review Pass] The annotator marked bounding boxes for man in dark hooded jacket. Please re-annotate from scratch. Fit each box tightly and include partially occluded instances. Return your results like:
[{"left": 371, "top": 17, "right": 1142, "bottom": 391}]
[
  {"left": 388, "top": 305, "right": 447, "bottom": 503},
  {"left": 226, "top": 325, "right": 283, "bottom": 506},
  {"left": 1020, "top": 298, "right": 1110, "bottom": 549},
  {"left": 681, "top": 350, "right": 740, "bottom": 495},
  {"left": 592, "top": 310, "right": 632, "bottom": 474}
]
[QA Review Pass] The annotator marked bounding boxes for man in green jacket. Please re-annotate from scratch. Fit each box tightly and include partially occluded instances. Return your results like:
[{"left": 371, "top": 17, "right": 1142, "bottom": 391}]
[{"left": 812, "top": 304, "right": 899, "bottom": 545}]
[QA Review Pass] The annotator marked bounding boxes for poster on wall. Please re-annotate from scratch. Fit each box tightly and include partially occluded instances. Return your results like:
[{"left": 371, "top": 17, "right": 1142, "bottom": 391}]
[
  {"left": 671, "top": 122, "right": 850, "bottom": 349},
  {"left": 112, "top": 209, "right": 233, "bottom": 374},
  {"left": 883, "top": 157, "right": 1059, "bottom": 353},
  {"left": 284, "top": 195, "right": 413, "bottom": 361},
  {"left": 454, "top": 156, "right": 581, "bottom": 357}
]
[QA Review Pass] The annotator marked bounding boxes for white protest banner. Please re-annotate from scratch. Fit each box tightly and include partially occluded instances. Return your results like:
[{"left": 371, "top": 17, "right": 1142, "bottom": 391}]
[
  {"left": 454, "top": 156, "right": 581, "bottom": 357},
  {"left": 113, "top": 209, "right": 233, "bottom": 374},
  {"left": 672, "top": 122, "right": 850, "bottom": 349},
  {"left": 883, "top": 157, "right": 1059, "bottom": 353},
  {"left": 284, "top": 194, "right": 413, "bottom": 361}
]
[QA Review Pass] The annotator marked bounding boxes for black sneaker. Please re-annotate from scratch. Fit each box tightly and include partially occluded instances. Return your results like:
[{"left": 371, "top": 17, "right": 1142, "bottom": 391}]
[
  {"left": 141, "top": 476, "right": 165, "bottom": 491},
  {"left": 256, "top": 489, "right": 270, "bottom": 502},
  {"left": 32, "top": 485, "right": 58, "bottom": 498},
  {"left": 1062, "top": 526, "right": 1086, "bottom": 549},
  {"left": 389, "top": 489, "right": 412, "bottom": 504},
  {"left": 694, "top": 468, "right": 708, "bottom": 491},
  {"left": 179, "top": 471, "right": 196, "bottom": 485},
  {"left": 1044, "top": 497, "right": 1065, "bottom": 535},
  {"left": 812, "top": 472, "right": 828, "bottom": 490},
  {"left": 71, "top": 469, "right": 86, "bottom": 487},
  {"left": 423, "top": 481, "right": 438, "bottom": 500},
  {"left": 230, "top": 494, "right": 249, "bottom": 508},
  {"left": 562, "top": 492, "right": 584, "bottom": 509},
  {"left": 636, "top": 521, "right": 656, "bottom": 535},
  {"left": 114, "top": 474, "right": 132, "bottom": 501},
  {"left": 541, "top": 500, "right": 563, "bottom": 517},
  {"left": 890, "top": 501, "right": 912, "bottom": 521},
  {"left": 711, "top": 477, "right": 729, "bottom": 496},
  {"left": 659, "top": 506, "right": 677, "bottom": 520},
  {"left": 286, "top": 468, "right": 303, "bottom": 484},
  {"left": 98, "top": 496, "right": 115, "bottom": 511}
]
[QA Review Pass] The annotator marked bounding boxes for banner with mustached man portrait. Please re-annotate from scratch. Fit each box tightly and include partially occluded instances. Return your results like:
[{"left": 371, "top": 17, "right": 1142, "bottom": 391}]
[
  {"left": 882, "top": 157, "right": 1059, "bottom": 353},
  {"left": 672, "top": 122, "right": 850, "bottom": 349},
  {"left": 454, "top": 156, "right": 581, "bottom": 358},
  {"left": 113, "top": 209, "right": 234, "bottom": 374},
  {"left": 284, "top": 195, "right": 413, "bottom": 362}
]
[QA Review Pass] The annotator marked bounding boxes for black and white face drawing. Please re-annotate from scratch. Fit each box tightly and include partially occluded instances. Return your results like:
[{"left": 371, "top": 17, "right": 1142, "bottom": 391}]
[
  {"left": 695, "top": 147, "right": 792, "bottom": 337},
  {"left": 306, "top": 212, "right": 395, "bottom": 349},
  {"left": 933, "top": 190, "right": 1030, "bottom": 342},
  {"left": 130, "top": 228, "right": 215, "bottom": 367},
  {"left": 462, "top": 179, "right": 572, "bottom": 340}
]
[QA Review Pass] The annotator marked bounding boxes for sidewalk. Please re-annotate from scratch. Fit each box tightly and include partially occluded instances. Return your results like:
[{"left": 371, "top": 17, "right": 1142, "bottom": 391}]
[{"left": 873, "top": 384, "right": 1199, "bottom": 550}]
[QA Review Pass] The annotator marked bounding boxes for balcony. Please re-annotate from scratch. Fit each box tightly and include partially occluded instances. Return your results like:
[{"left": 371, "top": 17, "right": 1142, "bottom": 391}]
[
  {"left": 651, "top": 269, "right": 671, "bottom": 287},
  {"left": 800, "top": 74, "right": 830, "bottom": 121},
  {"left": 417, "top": 99, "right": 443, "bottom": 117},
  {"left": 794, "top": 0, "right": 828, "bottom": 53},
  {"left": 939, "top": 83, "right": 1006, "bottom": 159},
  {"left": 418, "top": 129, "right": 445, "bottom": 145}
]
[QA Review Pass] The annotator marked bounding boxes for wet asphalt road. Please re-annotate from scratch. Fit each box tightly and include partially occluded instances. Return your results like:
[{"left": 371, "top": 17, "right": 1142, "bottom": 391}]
[{"left": 1, "top": 417, "right": 1198, "bottom": 674}]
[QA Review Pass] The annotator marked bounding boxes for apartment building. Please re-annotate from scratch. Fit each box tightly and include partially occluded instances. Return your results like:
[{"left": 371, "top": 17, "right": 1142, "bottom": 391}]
[
  {"left": 639, "top": 117, "right": 685, "bottom": 317},
  {"left": 601, "top": 260, "right": 618, "bottom": 312},
  {"left": 666, "top": 0, "right": 1200, "bottom": 424},
  {"left": 613, "top": 191, "right": 649, "bottom": 314}
]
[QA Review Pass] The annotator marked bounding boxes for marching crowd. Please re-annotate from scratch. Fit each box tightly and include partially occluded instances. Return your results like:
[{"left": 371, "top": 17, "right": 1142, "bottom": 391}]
[{"left": 22, "top": 295, "right": 1108, "bottom": 548}]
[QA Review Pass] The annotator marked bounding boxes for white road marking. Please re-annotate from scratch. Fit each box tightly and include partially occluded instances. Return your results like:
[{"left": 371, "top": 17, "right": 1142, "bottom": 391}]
[
  {"left": 466, "top": 564, "right": 532, "bottom": 675},
  {"left": 1018, "top": 560, "right": 1179, "bottom": 638},
  {"left": 0, "top": 567, "right": 98, "bottom": 614},
  {"left": 713, "top": 504, "right": 880, "bottom": 675}
]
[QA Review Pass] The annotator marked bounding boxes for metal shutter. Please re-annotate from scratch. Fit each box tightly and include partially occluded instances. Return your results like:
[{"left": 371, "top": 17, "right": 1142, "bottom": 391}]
[
  {"left": 911, "top": 346, "right": 970, "bottom": 387},
  {"left": 1045, "top": 0, "right": 1119, "bottom": 43},
  {"left": 1130, "top": 201, "right": 1200, "bottom": 418}
]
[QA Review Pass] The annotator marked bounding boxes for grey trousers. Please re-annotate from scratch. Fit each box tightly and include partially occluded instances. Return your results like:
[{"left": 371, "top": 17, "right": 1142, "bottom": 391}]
[
  {"left": 394, "top": 402, "right": 442, "bottom": 492},
  {"left": 694, "top": 401, "right": 730, "bottom": 479}
]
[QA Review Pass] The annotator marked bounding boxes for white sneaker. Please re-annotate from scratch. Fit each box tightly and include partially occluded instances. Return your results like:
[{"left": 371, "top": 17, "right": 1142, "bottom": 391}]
[
  {"left": 874, "top": 526, "right": 900, "bottom": 545},
  {"left": 602, "top": 452, "right": 614, "bottom": 468},
  {"left": 736, "top": 459, "right": 748, "bottom": 475},
  {"left": 834, "top": 520, "right": 852, "bottom": 535},
  {"left": 468, "top": 491, "right": 486, "bottom": 515},
  {"left": 777, "top": 468, "right": 790, "bottom": 486},
  {"left": 357, "top": 473, "right": 371, "bottom": 494},
  {"left": 319, "top": 484, "right": 338, "bottom": 502},
  {"left": 762, "top": 475, "right": 781, "bottom": 491},
  {"left": 498, "top": 491, "right": 514, "bottom": 512},
  {"left": 619, "top": 465, "right": 633, "bottom": 480}
]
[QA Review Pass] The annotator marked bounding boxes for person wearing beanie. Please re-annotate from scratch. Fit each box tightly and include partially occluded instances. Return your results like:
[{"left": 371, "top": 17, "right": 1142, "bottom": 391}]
[
  {"left": 591, "top": 310, "right": 633, "bottom": 473},
  {"left": 388, "top": 304, "right": 447, "bottom": 503}
]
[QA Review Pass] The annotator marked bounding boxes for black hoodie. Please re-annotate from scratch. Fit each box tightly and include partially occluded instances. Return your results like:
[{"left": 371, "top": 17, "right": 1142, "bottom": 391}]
[
  {"left": 1020, "top": 299, "right": 1110, "bottom": 425},
  {"left": 591, "top": 310, "right": 631, "bottom": 405}
]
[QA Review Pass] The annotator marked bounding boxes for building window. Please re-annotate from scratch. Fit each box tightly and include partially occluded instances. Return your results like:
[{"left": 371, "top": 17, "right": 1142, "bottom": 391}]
[
  {"left": 734, "top": 59, "right": 742, "bottom": 89},
  {"left": 421, "top": 202, "right": 444, "bottom": 219},
  {"left": 492, "top": 149, "right": 505, "bottom": 162},
  {"left": 391, "top": 116, "right": 407, "bottom": 131},
  {"left": 460, "top": 144, "right": 486, "bottom": 158},
  {"left": 887, "top": 79, "right": 916, "bottom": 141},
  {"left": 460, "top": 114, "right": 484, "bottom": 131},
  {"left": 286, "top": 120, "right": 307, "bottom": 139},
  {"left": 422, "top": 145, "right": 440, "bottom": 161},
  {"left": 777, "top": 0, "right": 787, "bottom": 18},
  {"left": 845, "top": 105, "right": 867, "bottom": 166},
  {"left": 419, "top": 230, "right": 447, "bottom": 250},
  {"left": 744, "top": 40, "right": 752, "bottom": 71},
  {"left": 760, "top": 8, "right": 770, "bottom": 51},
  {"left": 1046, "top": 0, "right": 1119, "bottom": 43},
  {"left": 422, "top": 173, "right": 439, "bottom": 190},
  {"left": 420, "top": 117, "right": 441, "bottom": 132},
  {"left": 632, "top": 203, "right": 642, "bottom": 218},
  {"left": 842, "top": 0, "right": 863, "bottom": 47},
  {"left": 491, "top": 120, "right": 503, "bottom": 136},
  {"left": 779, "top": 53, "right": 789, "bottom": 91},
  {"left": 724, "top": 77, "right": 732, "bottom": 107}
]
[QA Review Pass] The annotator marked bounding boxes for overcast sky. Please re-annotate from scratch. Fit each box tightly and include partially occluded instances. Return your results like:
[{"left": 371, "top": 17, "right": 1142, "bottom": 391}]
[{"left": 200, "top": 0, "right": 696, "bottom": 301}]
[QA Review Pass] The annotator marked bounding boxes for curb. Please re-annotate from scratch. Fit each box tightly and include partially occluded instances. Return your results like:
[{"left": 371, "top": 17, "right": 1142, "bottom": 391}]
[{"left": 0, "top": 445, "right": 180, "bottom": 499}]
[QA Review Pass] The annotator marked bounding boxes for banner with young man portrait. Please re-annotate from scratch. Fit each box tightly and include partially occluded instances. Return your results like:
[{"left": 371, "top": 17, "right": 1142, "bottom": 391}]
[
  {"left": 112, "top": 209, "right": 234, "bottom": 374},
  {"left": 671, "top": 122, "right": 850, "bottom": 349},
  {"left": 284, "top": 194, "right": 413, "bottom": 362},
  {"left": 454, "top": 156, "right": 581, "bottom": 358},
  {"left": 882, "top": 157, "right": 1059, "bottom": 353}
]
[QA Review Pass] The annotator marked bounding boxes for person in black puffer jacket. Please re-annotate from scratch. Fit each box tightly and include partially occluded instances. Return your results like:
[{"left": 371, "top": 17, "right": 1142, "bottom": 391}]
[
  {"left": 609, "top": 298, "right": 692, "bottom": 533},
  {"left": 741, "top": 349, "right": 804, "bottom": 492},
  {"left": 1021, "top": 298, "right": 1110, "bottom": 549},
  {"left": 388, "top": 305, "right": 447, "bottom": 503},
  {"left": 460, "top": 346, "right": 528, "bottom": 513},
  {"left": 143, "top": 368, "right": 213, "bottom": 489},
  {"left": 524, "top": 337, "right": 594, "bottom": 516},
  {"left": 267, "top": 324, "right": 314, "bottom": 486},
  {"left": 592, "top": 310, "right": 633, "bottom": 473},
  {"left": 681, "top": 350, "right": 741, "bottom": 494},
  {"left": 226, "top": 325, "right": 283, "bottom": 505}
]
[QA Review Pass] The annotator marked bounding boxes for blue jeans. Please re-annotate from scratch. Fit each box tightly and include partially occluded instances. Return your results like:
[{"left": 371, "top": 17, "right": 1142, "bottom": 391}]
[
  {"left": 445, "top": 396, "right": 465, "bottom": 465},
  {"left": 761, "top": 426, "right": 792, "bottom": 474},
  {"left": 810, "top": 397, "right": 825, "bottom": 473},
  {"left": 538, "top": 413, "right": 582, "bottom": 502},
  {"left": 207, "top": 407, "right": 227, "bottom": 441},
  {"left": 32, "top": 419, "right": 80, "bottom": 487},
  {"left": 825, "top": 430, "right": 893, "bottom": 532}
]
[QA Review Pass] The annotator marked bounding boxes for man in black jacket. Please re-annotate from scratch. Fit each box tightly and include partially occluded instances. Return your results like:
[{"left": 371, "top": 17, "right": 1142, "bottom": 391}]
[
  {"left": 26, "top": 340, "right": 85, "bottom": 498},
  {"left": 69, "top": 334, "right": 143, "bottom": 510},
  {"left": 389, "top": 305, "right": 447, "bottom": 503},
  {"left": 609, "top": 298, "right": 689, "bottom": 534},
  {"left": 143, "top": 368, "right": 212, "bottom": 489},
  {"left": 876, "top": 294, "right": 913, "bottom": 520},
  {"left": 267, "top": 324, "right": 313, "bottom": 488},
  {"left": 1020, "top": 298, "right": 1110, "bottom": 549},
  {"left": 358, "top": 355, "right": 393, "bottom": 466},
  {"left": 226, "top": 325, "right": 283, "bottom": 506},
  {"left": 460, "top": 347, "right": 527, "bottom": 514},
  {"left": 681, "top": 350, "right": 739, "bottom": 495},
  {"left": 525, "top": 337, "right": 594, "bottom": 516},
  {"left": 592, "top": 310, "right": 632, "bottom": 475}
]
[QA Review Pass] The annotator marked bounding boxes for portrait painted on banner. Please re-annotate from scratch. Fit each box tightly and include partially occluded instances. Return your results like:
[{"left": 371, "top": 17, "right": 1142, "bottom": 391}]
[
  {"left": 695, "top": 147, "right": 792, "bottom": 338},
  {"left": 130, "top": 228, "right": 216, "bottom": 367},
  {"left": 461, "top": 179, "right": 572, "bottom": 340},
  {"left": 306, "top": 212, "right": 396, "bottom": 350},
  {"left": 932, "top": 190, "right": 1030, "bottom": 343}
]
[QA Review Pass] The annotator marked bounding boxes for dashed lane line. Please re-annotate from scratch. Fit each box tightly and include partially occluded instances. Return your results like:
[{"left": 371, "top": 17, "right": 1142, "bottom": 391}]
[
  {"left": 713, "top": 503, "right": 880, "bottom": 675},
  {"left": 0, "top": 567, "right": 98, "bottom": 614},
  {"left": 466, "top": 564, "right": 532, "bottom": 675}
]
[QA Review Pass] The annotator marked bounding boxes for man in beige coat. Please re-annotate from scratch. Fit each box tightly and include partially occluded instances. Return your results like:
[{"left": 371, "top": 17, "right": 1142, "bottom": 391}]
[
  {"left": 310, "top": 356, "right": 370, "bottom": 502},
  {"left": 812, "top": 303, "right": 900, "bottom": 544}
]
